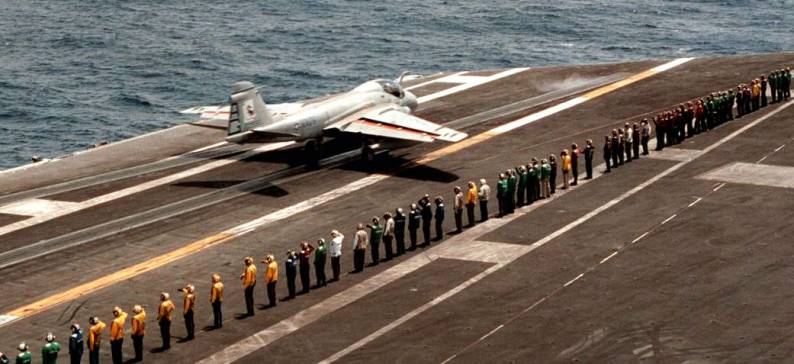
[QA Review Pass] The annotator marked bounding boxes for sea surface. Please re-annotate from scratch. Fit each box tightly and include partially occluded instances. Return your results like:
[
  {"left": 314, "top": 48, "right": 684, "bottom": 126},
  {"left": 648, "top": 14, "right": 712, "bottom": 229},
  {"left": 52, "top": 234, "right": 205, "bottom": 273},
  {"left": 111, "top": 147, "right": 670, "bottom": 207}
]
[{"left": 0, "top": 0, "right": 791, "bottom": 170}]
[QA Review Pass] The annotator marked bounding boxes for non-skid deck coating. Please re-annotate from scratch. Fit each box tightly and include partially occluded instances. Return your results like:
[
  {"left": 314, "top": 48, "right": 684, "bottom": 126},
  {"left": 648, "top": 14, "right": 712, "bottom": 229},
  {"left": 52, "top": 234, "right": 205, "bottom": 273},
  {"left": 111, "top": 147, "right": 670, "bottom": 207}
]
[{"left": 0, "top": 53, "right": 793, "bottom": 363}]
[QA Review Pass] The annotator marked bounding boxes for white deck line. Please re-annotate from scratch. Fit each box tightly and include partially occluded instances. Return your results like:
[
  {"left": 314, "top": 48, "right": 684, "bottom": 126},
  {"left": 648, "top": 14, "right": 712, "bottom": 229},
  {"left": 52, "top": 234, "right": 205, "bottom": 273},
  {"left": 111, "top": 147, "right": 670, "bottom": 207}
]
[
  {"left": 417, "top": 68, "right": 529, "bottom": 104},
  {"left": 437, "top": 75, "right": 491, "bottom": 84},
  {"left": 405, "top": 72, "right": 466, "bottom": 91}
]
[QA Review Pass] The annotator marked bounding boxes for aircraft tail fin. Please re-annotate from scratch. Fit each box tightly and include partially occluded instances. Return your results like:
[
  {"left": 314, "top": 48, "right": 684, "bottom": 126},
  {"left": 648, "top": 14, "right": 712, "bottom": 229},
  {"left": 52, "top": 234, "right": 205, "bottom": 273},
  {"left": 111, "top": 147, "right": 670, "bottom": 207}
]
[{"left": 227, "top": 81, "right": 274, "bottom": 136}]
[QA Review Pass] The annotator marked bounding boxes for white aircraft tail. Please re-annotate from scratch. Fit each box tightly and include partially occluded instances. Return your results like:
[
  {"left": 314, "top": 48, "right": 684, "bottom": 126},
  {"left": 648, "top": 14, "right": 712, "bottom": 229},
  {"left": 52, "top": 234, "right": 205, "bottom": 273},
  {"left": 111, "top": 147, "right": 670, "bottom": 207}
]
[{"left": 227, "top": 81, "right": 274, "bottom": 136}]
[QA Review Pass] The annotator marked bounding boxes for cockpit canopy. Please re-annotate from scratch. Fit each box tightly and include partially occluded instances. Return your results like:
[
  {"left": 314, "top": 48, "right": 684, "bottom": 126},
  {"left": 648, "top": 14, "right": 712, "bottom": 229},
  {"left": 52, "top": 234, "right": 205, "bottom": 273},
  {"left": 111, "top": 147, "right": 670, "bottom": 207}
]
[
  {"left": 353, "top": 79, "right": 405, "bottom": 98},
  {"left": 376, "top": 80, "right": 404, "bottom": 98}
]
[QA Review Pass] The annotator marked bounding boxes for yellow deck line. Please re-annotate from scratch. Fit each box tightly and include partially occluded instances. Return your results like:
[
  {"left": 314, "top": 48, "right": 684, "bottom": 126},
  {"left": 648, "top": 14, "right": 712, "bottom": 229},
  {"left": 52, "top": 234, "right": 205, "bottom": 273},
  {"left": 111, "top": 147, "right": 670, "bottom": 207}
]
[{"left": 1, "top": 58, "right": 693, "bottom": 325}]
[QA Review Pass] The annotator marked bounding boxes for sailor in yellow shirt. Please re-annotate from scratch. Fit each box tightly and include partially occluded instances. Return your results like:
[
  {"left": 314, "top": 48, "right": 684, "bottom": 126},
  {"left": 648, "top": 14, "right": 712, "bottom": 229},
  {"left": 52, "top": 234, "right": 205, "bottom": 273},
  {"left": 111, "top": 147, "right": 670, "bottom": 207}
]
[
  {"left": 210, "top": 273, "right": 224, "bottom": 329},
  {"left": 130, "top": 305, "right": 145, "bottom": 362},
  {"left": 156, "top": 292, "right": 175, "bottom": 351},
  {"left": 109, "top": 307, "right": 127, "bottom": 364},
  {"left": 465, "top": 181, "right": 478, "bottom": 228},
  {"left": 240, "top": 257, "right": 257, "bottom": 317},
  {"left": 87, "top": 317, "right": 105, "bottom": 364},
  {"left": 560, "top": 149, "right": 572, "bottom": 189},
  {"left": 180, "top": 284, "right": 196, "bottom": 340},
  {"left": 263, "top": 255, "right": 278, "bottom": 308}
]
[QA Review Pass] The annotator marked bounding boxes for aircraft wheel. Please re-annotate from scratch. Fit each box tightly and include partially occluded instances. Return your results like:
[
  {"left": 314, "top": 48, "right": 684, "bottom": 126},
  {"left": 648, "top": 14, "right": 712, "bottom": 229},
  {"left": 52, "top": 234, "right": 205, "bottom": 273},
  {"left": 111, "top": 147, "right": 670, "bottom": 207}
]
[
  {"left": 361, "top": 145, "right": 375, "bottom": 163},
  {"left": 304, "top": 140, "right": 319, "bottom": 167}
]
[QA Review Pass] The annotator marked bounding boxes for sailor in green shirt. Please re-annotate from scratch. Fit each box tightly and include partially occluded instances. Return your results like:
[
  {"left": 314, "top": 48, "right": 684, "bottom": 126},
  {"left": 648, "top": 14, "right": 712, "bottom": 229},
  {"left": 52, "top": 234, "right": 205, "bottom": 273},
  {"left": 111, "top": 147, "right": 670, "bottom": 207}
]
[
  {"left": 770, "top": 71, "right": 778, "bottom": 103},
  {"left": 516, "top": 166, "right": 527, "bottom": 207},
  {"left": 704, "top": 96, "right": 714, "bottom": 130},
  {"left": 496, "top": 173, "right": 507, "bottom": 217},
  {"left": 15, "top": 343, "right": 31, "bottom": 364},
  {"left": 785, "top": 68, "right": 791, "bottom": 100},
  {"left": 528, "top": 159, "right": 541, "bottom": 203},
  {"left": 314, "top": 238, "right": 327, "bottom": 286},
  {"left": 367, "top": 217, "right": 383, "bottom": 266},
  {"left": 506, "top": 169, "right": 517, "bottom": 214},
  {"left": 42, "top": 333, "right": 60, "bottom": 364},
  {"left": 540, "top": 159, "right": 552, "bottom": 198}
]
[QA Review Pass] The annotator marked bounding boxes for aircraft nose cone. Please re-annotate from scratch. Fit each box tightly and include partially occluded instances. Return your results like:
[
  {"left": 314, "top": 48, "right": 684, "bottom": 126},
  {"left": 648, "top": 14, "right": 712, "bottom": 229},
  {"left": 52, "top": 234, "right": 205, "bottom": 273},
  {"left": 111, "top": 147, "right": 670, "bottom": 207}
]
[{"left": 404, "top": 91, "right": 418, "bottom": 111}]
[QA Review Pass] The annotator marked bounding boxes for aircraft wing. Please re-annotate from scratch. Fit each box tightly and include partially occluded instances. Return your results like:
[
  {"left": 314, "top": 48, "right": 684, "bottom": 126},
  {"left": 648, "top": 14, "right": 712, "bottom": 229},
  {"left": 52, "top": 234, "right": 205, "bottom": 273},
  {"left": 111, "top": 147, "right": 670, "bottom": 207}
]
[
  {"left": 180, "top": 103, "right": 303, "bottom": 120},
  {"left": 328, "top": 106, "right": 467, "bottom": 143}
]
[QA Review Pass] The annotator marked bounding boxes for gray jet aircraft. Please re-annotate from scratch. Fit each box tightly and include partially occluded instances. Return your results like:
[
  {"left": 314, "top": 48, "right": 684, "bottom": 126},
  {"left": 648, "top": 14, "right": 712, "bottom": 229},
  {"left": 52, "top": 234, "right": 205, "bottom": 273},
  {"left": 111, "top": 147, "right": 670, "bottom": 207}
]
[{"left": 181, "top": 74, "right": 467, "bottom": 162}]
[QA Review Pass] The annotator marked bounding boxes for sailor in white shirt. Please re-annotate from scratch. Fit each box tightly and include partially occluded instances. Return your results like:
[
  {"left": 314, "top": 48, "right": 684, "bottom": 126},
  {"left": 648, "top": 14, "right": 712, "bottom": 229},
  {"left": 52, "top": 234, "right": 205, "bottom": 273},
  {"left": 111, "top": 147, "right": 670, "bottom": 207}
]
[{"left": 330, "top": 230, "right": 344, "bottom": 281}]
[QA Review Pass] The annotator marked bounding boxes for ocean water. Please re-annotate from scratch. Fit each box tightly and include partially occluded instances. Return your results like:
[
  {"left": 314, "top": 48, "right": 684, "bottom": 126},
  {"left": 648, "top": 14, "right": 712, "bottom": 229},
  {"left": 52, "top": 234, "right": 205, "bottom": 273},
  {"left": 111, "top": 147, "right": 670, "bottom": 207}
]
[{"left": 0, "top": 0, "right": 791, "bottom": 170}]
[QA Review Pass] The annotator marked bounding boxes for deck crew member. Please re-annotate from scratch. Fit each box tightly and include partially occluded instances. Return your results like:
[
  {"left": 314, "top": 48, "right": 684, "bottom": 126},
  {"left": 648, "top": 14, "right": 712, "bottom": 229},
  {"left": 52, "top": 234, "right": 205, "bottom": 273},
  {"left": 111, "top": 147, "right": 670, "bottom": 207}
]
[
  {"left": 465, "top": 181, "right": 477, "bottom": 227},
  {"left": 506, "top": 169, "right": 516, "bottom": 213},
  {"left": 366, "top": 218, "right": 382, "bottom": 264},
  {"left": 285, "top": 250, "right": 298, "bottom": 298},
  {"left": 452, "top": 186, "right": 464, "bottom": 233},
  {"left": 584, "top": 139, "right": 594, "bottom": 179},
  {"left": 314, "top": 241, "right": 327, "bottom": 286},
  {"left": 407, "top": 204, "right": 420, "bottom": 251},
  {"left": 69, "top": 324, "right": 84, "bottom": 364},
  {"left": 434, "top": 196, "right": 445, "bottom": 241},
  {"left": 608, "top": 129, "right": 619, "bottom": 166},
  {"left": 640, "top": 119, "right": 650, "bottom": 155},
  {"left": 393, "top": 209, "right": 406, "bottom": 256},
  {"left": 623, "top": 125, "right": 632, "bottom": 162},
  {"left": 263, "top": 254, "right": 279, "bottom": 305},
  {"left": 560, "top": 150, "right": 571, "bottom": 189},
  {"left": 548, "top": 155, "right": 558, "bottom": 194},
  {"left": 603, "top": 136, "right": 612, "bottom": 173},
  {"left": 41, "top": 333, "right": 60, "bottom": 364},
  {"left": 130, "top": 305, "right": 146, "bottom": 362},
  {"left": 209, "top": 274, "right": 224, "bottom": 328},
  {"left": 156, "top": 293, "right": 174, "bottom": 350},
  {"left": 529, "top": 159, "right": 541, "bottom": 202},
  {"left": 761, "top": 75, "right": 768, "bottom": 107},
  {"left": 478, "top": 178, "right": 490, "bottom": 221},
  {"left": 516, "top": 166, "right": 527, "bottom": 206},
  {"left": 299, "top": 241, "right": 314, "bottom": 293},
  {"left": 240, "top": 257, "right": 257, "bottom": 316},
  {"left": 329, "top": 230, "right": 344, "bottom": 281},
  {"left": 180, "top": 285, "right": 196, "bottom": 340},
  {"left": 352, "top": 224, "right": 368, "bottom": 272},
  {"left": 631, "top": 123, "right": 641, "bottom": 158},
  {"left": 15, "top": 343, "right": 31, "bottom": 364},
  {"left": 653, "top": 117, "right": 664, "bottom": 151},
  {"left": 540, "top": 159, "right": 551, "bottom": 198},
  {"left": 571, "top": 143, "right": 580, "bottom": 185},
  {"left": 382, "top": 212, "right": 395, "bottom": 260},
  {"left": 420, "top": 195, "right": 433, "bottom": 246},
  {"left": 110, "top": 306, "right": 127, "bottom": 364},
  {"left": 88, "top": 317, "right": 106, "bottom": 364},
  {"left": 496, "top": 173, "right": 506, "bottom": 217}
]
